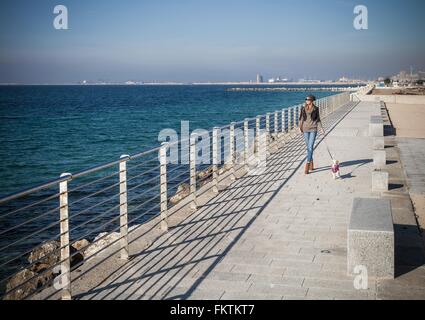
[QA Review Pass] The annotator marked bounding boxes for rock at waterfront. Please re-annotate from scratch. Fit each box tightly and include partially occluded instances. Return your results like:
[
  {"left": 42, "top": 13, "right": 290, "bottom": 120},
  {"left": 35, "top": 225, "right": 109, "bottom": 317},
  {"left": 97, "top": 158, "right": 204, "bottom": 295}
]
[
  {"left": 28, "top": 240, "right": 84, "bottom": 270},
  {"left": 28, "top": 240, "right": 60, "bottom": 269},
  {"left": 169, "top": 183, "right": 190, "bottom": 206},
  {"left": 197, "top": 166, "right": 213, "bottom": 180},
  {"left": 5, "top": 238, "right": 91, "bottom": 299},
  {"left": 3, "top": 269, "right": 38, "bottom": 300},
  {"left": 71, "top": 239, "right": 90, "bottom": 257},
  {"left": 84, "top": 232, "right": 121, "bottom": 259}
]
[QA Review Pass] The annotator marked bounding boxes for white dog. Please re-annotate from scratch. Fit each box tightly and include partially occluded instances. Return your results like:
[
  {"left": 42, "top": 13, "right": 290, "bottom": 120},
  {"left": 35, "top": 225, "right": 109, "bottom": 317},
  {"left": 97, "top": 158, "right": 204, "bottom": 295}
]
[{"left": 331, "top": 159, "right": 341, "bottom": 179}]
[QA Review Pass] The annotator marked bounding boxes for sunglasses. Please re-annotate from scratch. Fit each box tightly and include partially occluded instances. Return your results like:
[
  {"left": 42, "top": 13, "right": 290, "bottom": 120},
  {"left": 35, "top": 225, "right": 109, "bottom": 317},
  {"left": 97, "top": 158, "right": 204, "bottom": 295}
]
[{"left": 305, "top": 99, "right": 312, "bottom": 101}]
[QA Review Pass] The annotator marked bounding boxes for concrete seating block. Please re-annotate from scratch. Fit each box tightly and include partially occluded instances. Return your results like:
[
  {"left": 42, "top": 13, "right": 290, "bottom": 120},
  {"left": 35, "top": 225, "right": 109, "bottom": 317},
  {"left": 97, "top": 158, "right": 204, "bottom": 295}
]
[
  {"left": 373, "top": 150, "right": 386, "bottom": 169},
  {"left": 348, "top": 198, "right": 394, "bottom": 279},
  {"left": 369, "top": 116, "right": 383, "bottom": 137},
  {"left": 372, "top": 170, "right": 389, "bottom": 192},
  {"left": 373, "top": 137, "right": 385, "bottom": 150}
]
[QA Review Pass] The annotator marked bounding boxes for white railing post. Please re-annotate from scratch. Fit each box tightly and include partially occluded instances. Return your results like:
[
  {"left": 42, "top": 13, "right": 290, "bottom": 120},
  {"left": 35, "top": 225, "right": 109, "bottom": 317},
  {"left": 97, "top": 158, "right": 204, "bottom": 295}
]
[
  {"left": 190, "top": 134, "right": 197, "bottom": 211},
  {"left": 59, "top": 173, "right": 72, "bottom": 300},
  {"left": 274, "top": 111, "right": 278, "bottom": 137},
  {"left": 159, "top": 143, "right": 168, "bottom": 232},
  {"left": 292, "top": 107, "right": 296, "bottom": 130},
  {"left": 295, "top": 106, "right": 300, "bottom": 128},
  {"left": 230, "top": 122, "right": 236, "bottom": 180},
  {"left": 244, "top": 119, "right": 249, "bottom": 171},
  {"left": 255, "top": 116, "right": 261, "bottom": 156},
  {"left": 287, "top": 109, "right": 291, "bottom": 131},
  {"left": 288, "top": 108, "right": 291, "bottom": 130},
  {"left": 119, "top": 155, "right": 130, "bottom": 259},
  {"left": 265, "top": 113, "right": 270, "bottom": 151},
  {"left": 284, "top": 109, "right": 288, "bottom": 133},
  {"left": 328, "top": 97, "right": 331, "bottom": 114},
  {"left": 212, "top": 127, "right": 220, "bottom": 193},
  {"left": 281, "top": 109, "right": 286, "bottom": 134}
]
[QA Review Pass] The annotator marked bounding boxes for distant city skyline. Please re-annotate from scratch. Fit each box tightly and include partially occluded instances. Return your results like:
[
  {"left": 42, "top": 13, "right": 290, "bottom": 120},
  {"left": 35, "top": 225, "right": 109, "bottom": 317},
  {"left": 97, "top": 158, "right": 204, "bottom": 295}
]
[{"left": 1, "top": 0, "right": 425, "bottom": 84}]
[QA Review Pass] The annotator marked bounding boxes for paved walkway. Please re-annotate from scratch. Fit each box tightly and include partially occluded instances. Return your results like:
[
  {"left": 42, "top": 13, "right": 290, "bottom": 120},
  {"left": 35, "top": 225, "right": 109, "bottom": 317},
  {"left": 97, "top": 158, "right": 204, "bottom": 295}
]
[{"left": 44, "top": 101, "right": 425, "bottom": 300}]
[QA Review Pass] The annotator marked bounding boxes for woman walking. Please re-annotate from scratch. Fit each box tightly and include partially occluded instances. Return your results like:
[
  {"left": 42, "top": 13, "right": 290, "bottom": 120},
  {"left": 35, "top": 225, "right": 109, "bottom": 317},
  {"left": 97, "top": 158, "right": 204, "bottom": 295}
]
[{"left": 299, "top": 95, "right": 326, "bottom": 174}]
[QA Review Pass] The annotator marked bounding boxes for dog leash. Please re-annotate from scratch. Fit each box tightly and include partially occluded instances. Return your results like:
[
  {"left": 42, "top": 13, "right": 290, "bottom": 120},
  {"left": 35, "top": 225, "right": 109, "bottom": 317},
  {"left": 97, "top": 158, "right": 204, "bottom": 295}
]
[{"left": 322, "top": 135, "right": 335, "bottom": 161}]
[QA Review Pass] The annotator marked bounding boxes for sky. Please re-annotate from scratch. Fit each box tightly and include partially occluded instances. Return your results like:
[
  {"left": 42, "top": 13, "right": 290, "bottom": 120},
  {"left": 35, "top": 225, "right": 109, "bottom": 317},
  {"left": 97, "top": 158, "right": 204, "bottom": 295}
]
[{"left": 0, "top": 0, "right": 424, "bottom": 83}]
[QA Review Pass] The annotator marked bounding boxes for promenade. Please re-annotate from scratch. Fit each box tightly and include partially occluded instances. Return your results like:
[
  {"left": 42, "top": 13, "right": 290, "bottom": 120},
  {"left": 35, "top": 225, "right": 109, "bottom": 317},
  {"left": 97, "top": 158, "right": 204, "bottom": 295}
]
[{"left": 35, "top": 99, "right": 425, "bottom": 300}]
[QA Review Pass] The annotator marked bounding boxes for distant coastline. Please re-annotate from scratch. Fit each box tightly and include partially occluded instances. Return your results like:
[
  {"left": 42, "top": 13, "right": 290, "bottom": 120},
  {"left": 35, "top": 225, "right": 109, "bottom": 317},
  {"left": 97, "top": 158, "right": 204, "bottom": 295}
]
[{"left": 0, "top": 81, "right": 368, "bottom": 86}]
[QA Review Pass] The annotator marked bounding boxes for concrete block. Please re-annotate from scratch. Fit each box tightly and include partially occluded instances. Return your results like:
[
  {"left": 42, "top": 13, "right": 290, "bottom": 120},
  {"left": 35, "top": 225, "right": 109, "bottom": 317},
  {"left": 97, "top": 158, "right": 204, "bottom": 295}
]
[
  {"left": 373, "top": 137, "right": 385, "bottom": 150},
  {"left": 372, "top": 170, "right": 389, "bottom": 192},
  {"left": 369, "top": 116, "right": 383, "bottom": 137},
  {"left": 348, "top": 198, "right": 394, "bottom": 279},
  {"left": 373, "top": 150, "right": 386, "bottom": 169}
]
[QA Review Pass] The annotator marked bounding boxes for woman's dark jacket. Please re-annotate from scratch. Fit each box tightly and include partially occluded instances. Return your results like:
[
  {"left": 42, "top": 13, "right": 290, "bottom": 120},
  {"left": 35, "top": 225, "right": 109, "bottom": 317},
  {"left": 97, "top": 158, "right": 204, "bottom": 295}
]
[{"left": 299, "top": 105, "right": 321, "bottom": 122}]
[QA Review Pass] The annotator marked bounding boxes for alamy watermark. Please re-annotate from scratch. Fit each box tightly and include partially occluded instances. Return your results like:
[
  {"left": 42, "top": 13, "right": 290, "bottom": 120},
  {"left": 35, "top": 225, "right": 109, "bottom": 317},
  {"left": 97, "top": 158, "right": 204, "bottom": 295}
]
[
  {"left": 353, "top": 5, "right": 368, "bottom": 30},
  {"left": 353, "top": 265, "right": 369, "bottom": 290},
  {"left": 53, "top": 5, "right": 68, "bottom": 30},
  {"left": 157, "top": 121, "right": 269, "bottom": 176}
]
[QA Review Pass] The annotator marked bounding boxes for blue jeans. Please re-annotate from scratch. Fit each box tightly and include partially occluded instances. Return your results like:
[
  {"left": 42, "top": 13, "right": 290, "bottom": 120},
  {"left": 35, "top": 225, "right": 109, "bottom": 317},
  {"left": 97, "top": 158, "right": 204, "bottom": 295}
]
[{"left": 303, "top": 131, "right": 317, "bottom": 162}]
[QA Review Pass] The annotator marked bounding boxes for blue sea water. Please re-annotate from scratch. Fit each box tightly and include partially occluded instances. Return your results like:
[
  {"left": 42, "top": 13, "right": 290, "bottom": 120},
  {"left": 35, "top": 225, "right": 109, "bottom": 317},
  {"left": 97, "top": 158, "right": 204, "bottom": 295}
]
[
  {"left": 0, "top": 84, "right": 342, "bottom": 197},
  {"left": 0, "top": 84, "right": 350, "bottom": 288}
]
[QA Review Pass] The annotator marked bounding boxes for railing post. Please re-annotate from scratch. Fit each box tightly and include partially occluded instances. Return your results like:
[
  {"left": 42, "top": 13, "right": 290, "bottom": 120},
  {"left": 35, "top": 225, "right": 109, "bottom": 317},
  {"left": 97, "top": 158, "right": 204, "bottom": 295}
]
[
  {"left": 291, "top": 107, "right": 296, "bottom": 130},
  {"left": 286, "top": 108, "right": 290, "bottom": 132},
  {"left": 295, "top": 106, "right": 299, "bottom": 128},
  {"left": 212, "top": 127, "right": 220, "bottom": 193},
  {"left": 265, "top": 113, "right": 270, "bottom": 152},
  {"left": 119, "top": 155, "right": 130, "bottom": 259},
  {"left": 327, "top": 97, "right": 330, "bottom": 114},
  {"left": 229, "top": 122, "right": 236, "bottom": 180},
  {"left": 281, "top": 109, "right": 286, "bottom": 134},
  {"left": 244, "top": 119, "right": 249, "bottom": 171},
  {"left": 288, "top": 107, "right": 292, "bottom": 130},
  {"left": 284, "top": 109, "right": 288, "bottom": 133},
  {"left": 255, "top": 116, "right": 261, "bottom": 156},
  {"left": 190, "top": 134, "right": 197, "bottom": 211},
  {"left": 159, "top": 143, "right": 168, "bottom": 232},
  {"left": 274, "top": 111, "right": 278, "bottom": 137},
  {"left": 59, "top": 173, "right": 72, "bottom": 300}
]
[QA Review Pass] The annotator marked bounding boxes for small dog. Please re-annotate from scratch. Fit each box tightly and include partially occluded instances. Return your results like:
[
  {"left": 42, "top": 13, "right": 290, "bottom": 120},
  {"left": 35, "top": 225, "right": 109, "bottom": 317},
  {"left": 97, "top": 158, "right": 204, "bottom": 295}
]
[{"left": 331, "top": 159, "right": 341, "bottom": 179}]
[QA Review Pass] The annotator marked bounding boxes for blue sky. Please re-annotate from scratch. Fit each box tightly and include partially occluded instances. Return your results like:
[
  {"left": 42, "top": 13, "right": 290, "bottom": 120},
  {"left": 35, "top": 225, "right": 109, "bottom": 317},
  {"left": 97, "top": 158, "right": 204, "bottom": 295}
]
[{"left": 0, "top": 0, "right": 424, "bottom": 83}]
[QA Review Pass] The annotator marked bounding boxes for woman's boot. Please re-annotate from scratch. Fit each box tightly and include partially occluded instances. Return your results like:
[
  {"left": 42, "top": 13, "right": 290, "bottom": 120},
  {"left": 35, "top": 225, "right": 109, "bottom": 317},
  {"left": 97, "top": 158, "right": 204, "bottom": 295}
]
[
  {"left": 310, "top": 161, "right": 314, "bottom": 171},
  {"left": 305, "top": 162, "right": 310, "bottom": 174}
]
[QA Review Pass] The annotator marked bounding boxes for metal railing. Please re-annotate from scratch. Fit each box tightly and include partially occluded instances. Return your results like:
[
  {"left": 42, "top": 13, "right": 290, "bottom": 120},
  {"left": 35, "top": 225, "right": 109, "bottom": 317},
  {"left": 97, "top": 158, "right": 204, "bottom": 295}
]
[{"left": 0, "top": 90, "right": 356, "bottom": 300}]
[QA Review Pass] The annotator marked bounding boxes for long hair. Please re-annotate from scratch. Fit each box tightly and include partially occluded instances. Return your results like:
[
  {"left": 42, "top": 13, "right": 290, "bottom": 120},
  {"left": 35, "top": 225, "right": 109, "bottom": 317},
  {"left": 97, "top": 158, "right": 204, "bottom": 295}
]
[{"left": 299, "top": 103, "right": 320, "bottom": 122}]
